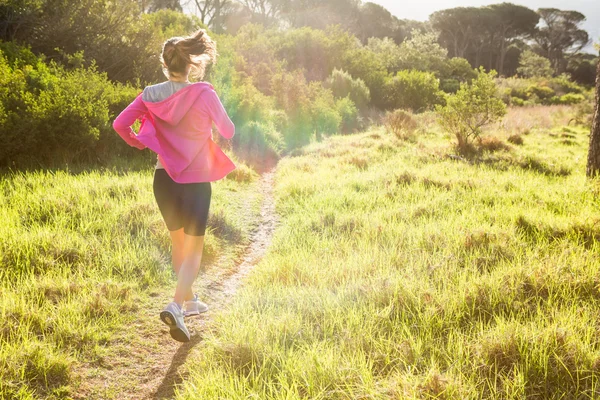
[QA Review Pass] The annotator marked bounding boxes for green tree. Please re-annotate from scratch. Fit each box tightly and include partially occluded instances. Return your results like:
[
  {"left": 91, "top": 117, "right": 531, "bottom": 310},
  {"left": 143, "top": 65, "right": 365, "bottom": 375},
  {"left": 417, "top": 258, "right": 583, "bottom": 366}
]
[
  {"left": 517, "top": 50, "right": 553, "bottom": 78},
  {"left": 366, "top": 37, "right": 402, "bottom": 72},
  {"left": 431, "top": 4, "right": 539, "bottom": 75},
  {"left": 189, "top": 0, "right": 234, "bottom": 33},
  {"left": 384, "top": 70, "right": 443, "bottom": 112},
  {"left": 488, "top": 3, "right": 539, "bottom": 76},
  {"left": 437, "top": 68, "right": 506, "bottom": 151},
  {"left": 354, "top": 2, "right": 407, "bottom": 44},
  {"left": 534, "top": 8, "right": 590, "bottom": 73},
  {"left": 397, "top": 30, "right": 449, "bottom": 76}
]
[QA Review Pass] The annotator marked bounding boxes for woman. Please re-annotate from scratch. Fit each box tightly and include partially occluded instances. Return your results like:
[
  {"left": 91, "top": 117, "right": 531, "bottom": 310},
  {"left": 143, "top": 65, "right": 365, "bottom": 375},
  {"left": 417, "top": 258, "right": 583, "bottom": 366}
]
[{"left": 112, "top": 29, "right": 235, "bottom": 343}]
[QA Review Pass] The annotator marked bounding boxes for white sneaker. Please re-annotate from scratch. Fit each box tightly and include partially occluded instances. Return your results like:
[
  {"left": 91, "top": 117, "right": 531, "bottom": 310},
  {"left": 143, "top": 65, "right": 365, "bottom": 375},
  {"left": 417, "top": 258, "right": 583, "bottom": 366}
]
[
  {"left": 160, "top": 302, "right": 190, "bottom": 342},
  {"left": 183, "top": 294, "right": 209, "bottom": 316}
]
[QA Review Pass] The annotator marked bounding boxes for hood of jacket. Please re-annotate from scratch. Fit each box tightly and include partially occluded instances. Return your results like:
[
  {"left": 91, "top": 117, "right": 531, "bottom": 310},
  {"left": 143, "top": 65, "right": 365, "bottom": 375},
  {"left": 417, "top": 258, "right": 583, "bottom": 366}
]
[{"left": 142, "top": 82, "right": 215, "bottom": 125}]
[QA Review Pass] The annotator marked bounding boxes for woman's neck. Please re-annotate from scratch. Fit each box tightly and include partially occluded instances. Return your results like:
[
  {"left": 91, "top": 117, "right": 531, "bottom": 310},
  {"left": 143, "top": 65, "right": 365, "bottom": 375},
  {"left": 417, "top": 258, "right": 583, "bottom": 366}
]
[{"left": 169, "top": 75, "right": 190, "bottom": 83}]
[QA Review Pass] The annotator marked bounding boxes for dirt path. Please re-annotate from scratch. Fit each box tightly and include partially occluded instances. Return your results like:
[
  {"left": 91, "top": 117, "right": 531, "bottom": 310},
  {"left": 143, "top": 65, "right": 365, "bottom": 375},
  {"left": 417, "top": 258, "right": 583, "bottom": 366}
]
[{"left": 74, "top": 168, "right": 278, "bottom": 400}]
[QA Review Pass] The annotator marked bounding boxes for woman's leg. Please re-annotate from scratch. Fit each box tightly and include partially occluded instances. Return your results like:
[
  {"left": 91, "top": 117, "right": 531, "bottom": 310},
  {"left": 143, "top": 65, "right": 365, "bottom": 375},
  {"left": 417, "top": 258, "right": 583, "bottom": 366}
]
[
  {"left": 169, "top": 228, "right": 195, "bottom": 302},
  {"left": 173, "top": 234, "right": 205, "bottom": 306}
]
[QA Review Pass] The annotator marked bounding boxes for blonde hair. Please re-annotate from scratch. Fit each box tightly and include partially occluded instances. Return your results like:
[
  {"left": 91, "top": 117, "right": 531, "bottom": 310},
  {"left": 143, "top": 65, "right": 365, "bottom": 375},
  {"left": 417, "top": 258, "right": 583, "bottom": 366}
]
[{"left": 160, "top": 29, "right": 217, "bottom": 80}]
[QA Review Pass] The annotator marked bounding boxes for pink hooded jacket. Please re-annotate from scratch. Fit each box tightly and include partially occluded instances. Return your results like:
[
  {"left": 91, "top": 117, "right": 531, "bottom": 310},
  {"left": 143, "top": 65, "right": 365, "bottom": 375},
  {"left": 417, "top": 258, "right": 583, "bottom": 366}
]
[{"left": 112, "top": 82, "right": 235, "bottom": 183}]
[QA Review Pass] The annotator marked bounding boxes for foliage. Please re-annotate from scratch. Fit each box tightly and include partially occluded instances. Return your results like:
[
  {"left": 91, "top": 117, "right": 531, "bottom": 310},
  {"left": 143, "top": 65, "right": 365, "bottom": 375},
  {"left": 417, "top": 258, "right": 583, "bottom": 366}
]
[
  {"left": 384, "top": 70, "right": 444, "bottom": 112},
  {"left": 445, "top": 57, "right": 478, "bottom": 82},
  {"left": 431, "top": 4, "right": 539, "bottom": 76},
  {"left": 335, "top": 96, "right": 359, "bottom": 134},
  {"left": 366, "top": 37, "right": 402, "bottom": 73},
  {"left": 233, "top": 120, "right": 283, "bottom": 164},
  {"left": 384, "top": 109, "right": 418, "bottom": 138},
  {"left": 517, "top": 50, "right": 554, "bottom": 78},
  {"left": 534, "top": 9, "right": 589, "bottom": 74},
  {"left": 396, "top": 31, "right": 449, "bottom": 77},
  {"left": 437, "top": 68, "right": 507, "bottom": 150},
  {"left": 324, "top": 68, "right": 370, "bottom": 112},
  {"left": 0, "top": 45, "right": 140, "bottom": 166}
]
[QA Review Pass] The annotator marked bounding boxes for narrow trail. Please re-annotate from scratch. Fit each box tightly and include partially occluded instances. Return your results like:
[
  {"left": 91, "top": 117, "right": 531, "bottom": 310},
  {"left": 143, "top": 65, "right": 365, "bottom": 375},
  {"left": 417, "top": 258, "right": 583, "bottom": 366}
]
[{"left": 74, "top": 168, "right": 278, "bottom": 400}]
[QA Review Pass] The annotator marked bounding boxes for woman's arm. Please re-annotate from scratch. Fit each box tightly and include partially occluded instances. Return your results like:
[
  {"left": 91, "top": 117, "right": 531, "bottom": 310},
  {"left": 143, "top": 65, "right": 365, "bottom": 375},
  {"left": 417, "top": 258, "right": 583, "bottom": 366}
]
[
  {"left": 112, "top": 94, "right": 147, "bottom": 150},
  {"left": 204, "top": 89, "right": 235, "bottom": 139}
]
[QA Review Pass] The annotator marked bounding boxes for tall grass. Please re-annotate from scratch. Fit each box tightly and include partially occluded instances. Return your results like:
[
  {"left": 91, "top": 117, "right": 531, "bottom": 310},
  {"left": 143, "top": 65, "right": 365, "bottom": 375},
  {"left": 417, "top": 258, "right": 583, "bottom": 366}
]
[
  {"left": 178, "top": 113, "right": 600, "bottom": 398},
  {"left": 0, "top": 161, "right": 263, "bottom": 399}
]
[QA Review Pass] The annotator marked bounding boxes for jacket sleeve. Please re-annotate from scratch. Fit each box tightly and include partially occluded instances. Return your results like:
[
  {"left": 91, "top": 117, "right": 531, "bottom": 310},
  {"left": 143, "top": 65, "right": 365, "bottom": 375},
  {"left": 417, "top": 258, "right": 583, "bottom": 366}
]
[
  {"left": 204, "top": 89, "right": 235, "bottom": 139},
  {"left": 112, "top": 94, "right": 147, "bottom": 150}
]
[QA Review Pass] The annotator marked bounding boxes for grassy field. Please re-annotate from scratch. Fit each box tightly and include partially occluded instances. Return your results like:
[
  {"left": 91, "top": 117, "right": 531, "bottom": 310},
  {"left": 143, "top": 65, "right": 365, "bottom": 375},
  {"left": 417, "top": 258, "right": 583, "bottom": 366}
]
[
  {"left": 2, "top": 104, "right": 599, "bottom": 399},
  {"left": 0, "top": 159, "right": 263, "bottom": 399},
  {"left": 174, "top": 106, "right": 600, "bottom": 399}
]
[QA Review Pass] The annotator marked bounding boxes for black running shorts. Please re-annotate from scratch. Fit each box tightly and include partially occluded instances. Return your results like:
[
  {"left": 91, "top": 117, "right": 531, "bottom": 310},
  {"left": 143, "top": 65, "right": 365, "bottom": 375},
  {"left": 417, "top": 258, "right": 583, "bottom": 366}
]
[{"left": 153, "top": 169, "right": 211, "bottom": 236}]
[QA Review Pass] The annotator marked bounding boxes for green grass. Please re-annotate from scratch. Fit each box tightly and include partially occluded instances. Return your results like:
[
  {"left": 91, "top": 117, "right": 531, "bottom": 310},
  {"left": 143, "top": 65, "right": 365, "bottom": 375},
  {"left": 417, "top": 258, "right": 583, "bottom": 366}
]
[
  {"left": 176, "top": 114, "right": 600, "bottom": 398},
  {"left": 0, "top": 161, "right": 263, "bottom": 399}
]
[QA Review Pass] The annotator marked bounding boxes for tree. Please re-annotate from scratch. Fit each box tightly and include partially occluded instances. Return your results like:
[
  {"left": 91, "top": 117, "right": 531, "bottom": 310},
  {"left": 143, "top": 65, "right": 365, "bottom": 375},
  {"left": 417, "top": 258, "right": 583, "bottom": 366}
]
[
  {"left": 437, "top": 68, "right": 506, "bottom": 151},
  {"left": 236, "top": 0, "right": 288, "bottom": 27},
  {"left": 488, "top": 3, "right": 539, "bottom": 76},
  {"left": 188, "top": 0, "right": 233, "bottom": 32},
  {"left": 147, "top": 0, "right": 182, "bottom": 12},
  {"left": 396, "top": 30, "right": 448, "bottom": 76},
  {"left": 586, "top": 59, "right": 600, "bottom": 177},
  {"left": 517, "top": 50, "right": 553, "bottom": 78},
  {"left": 354, "top": 2, "right": 406, "bottom": 44},
  {"left": 431, "top": 4, "right": 538, "bottom": 75},
  {"left": 430, "top": 7, "right": 478, "bottom": 59},
  {"left": 534, "top": 8, "right": 590, "bottom": 73}
]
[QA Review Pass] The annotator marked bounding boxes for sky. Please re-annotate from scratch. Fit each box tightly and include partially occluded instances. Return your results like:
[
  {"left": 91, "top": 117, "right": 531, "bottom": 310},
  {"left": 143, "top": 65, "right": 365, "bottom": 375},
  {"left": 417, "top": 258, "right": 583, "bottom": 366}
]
[{"left": 370, "top": 0, "right": 599, "bottom": 53}]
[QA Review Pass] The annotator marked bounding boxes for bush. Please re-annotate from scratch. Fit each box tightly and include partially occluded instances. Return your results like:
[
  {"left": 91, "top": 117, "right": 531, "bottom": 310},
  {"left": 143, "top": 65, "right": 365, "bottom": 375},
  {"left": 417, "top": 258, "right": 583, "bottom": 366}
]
[
  {"left": 445, "top": 57, "right": 477, "bottom": 82},
  {"left": 517, "top": 51, "right": 553, "bottom": 78},
  {"left": 511, "top": 97, "right": 525, "bottom": 107},
  {"left": 547, "top": 74, "right": 584, "bottom": 95},
  {"left": 309, "top": 84, "right": 342, "bottom": 139},
  {"left": 336, "top": 97, "right": 359, "bottom": 134},
  {"left": 440, "top": 78, "right": 460, "bottom": 94},
  {"left": 527, "top": 85, "right": 555, "bottom": 102},
  {"left": 558, "top": 93, "right": 585, "bottom": 105},
  {"left": 325, "top": 69, "right": 370, "bottom": 111},
  {"left": 436, "top": 68, "right": 506, "bottom": 151},
  {"left": 385, "top": 109, "right": 418, "bottom": 139},
  {"left": 384, "top": 70, "right": 444, "bottom": 112},
  {"left": 0, "top": 45, "right": 140, "bottom": 166},
  {"left": 233, "top": 121, "right": 282, "bottom": 164}
]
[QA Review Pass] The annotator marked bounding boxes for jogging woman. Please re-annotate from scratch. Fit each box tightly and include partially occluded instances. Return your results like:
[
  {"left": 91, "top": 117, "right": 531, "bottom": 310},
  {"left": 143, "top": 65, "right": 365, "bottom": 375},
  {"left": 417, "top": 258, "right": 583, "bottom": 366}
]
[{"left": 112, "top": 29, "right": 235, "bottom": 342}]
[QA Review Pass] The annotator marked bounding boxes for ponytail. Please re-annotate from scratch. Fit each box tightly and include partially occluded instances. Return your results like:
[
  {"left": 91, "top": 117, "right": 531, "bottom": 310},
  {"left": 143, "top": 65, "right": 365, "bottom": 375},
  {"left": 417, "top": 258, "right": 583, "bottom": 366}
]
[{"left": 161, "top": 29, "right": 217, "bottom": 80}]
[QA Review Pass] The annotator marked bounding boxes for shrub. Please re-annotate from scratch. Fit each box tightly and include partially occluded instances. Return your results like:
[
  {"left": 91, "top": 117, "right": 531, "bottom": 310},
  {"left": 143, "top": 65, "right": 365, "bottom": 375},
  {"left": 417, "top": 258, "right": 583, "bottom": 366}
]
[
  {"left": 233, "top": 121, "right": 282, "bottom": 164},
  {"left": 527, "top": 85, "right": 555, "bottom": 102},
  {"left": 511, "top": 87, "right": 529, "bottom": 100},
  {"left": 445, "top": 57, "right": 477, "bottom": 82},
  {"left": 384, "top": 70, "right": 444, "bottom": 112},
  {"left": 342, "top": 46, "right": 389, "bottom": 109},
  {"left": 324, "top": 69, "right": 371, "bottom": 111},
  {"left": 309, "top": 84, "right": 342, "bottom": 139},
  {"left": 508, "top": 134, "right": 524, "bottom": 145},
  {"left": 440, "top": 79, "right": 460, "bottom": 94},
  {"left": 517, "top": 50, "right": 553, "bottom": 78},
  {"left": 385, "top": 109, "right": 418, "bottom": 139},
  {"left": 558, "top": 93, "right": 585, "bottom": 105},
  {"left": 547, "top": 74, "right": 584, "bottom": 95},
  {"left": 479, "top": 137, "right": 510, "bottom": 152},
  {"left": 0, "top": 45, "right": 140, "bottom": 166},
  {"left": 511, "top": 97, "right": 525, "bottom": 107},
  {"left": 436, "top": 68, "right": 507, "bottom": 151},
  {"left": 229, "top": 78, "right": 274, "bottom": 125},
  {"left": 396, "top": 31, "right": 449, "bottom": 77},
  {"left": 336, "top": 97, "right": 359, "bottom": 134}
]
